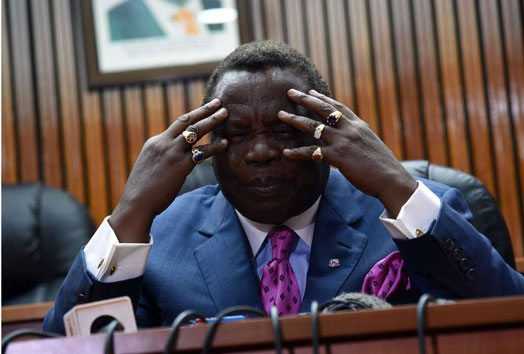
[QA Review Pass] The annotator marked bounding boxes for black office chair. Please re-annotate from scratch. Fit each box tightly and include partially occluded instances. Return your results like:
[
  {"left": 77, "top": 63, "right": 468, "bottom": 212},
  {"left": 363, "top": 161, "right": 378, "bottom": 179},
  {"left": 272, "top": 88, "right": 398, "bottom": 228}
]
[
  {"left": 179, "top": 159, "right": 516, "bottom": 268},
  {"left": 401, "top": 160, "right": 515, "bottom": 268},
  {"left": 2, "top": 183, "right": 95, "bottom": 305}
]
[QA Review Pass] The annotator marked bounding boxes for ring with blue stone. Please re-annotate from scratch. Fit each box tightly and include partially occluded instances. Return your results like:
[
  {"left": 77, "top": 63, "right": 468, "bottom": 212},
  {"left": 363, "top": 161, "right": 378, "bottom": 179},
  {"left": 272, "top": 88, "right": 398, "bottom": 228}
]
[
  {"left": 191, "top": 148, "right": 205, "bottom": 164},
  {"left": 326, "top": 110, "right": 342, "bottom": 126}
]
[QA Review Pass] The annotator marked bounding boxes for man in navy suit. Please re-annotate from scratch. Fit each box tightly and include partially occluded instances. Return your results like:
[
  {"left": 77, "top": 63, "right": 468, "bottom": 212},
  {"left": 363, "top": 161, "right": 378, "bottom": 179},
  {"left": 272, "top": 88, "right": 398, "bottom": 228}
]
[{"left": 44, "top": 41, "right": 524, "bottom": 333}]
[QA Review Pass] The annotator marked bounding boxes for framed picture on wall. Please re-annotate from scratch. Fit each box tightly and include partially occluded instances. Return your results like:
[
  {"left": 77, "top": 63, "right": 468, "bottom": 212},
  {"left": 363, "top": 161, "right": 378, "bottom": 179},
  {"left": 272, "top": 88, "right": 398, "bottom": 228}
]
[{"left": 80, "top": 0, "right": 251, "bottom": 88}]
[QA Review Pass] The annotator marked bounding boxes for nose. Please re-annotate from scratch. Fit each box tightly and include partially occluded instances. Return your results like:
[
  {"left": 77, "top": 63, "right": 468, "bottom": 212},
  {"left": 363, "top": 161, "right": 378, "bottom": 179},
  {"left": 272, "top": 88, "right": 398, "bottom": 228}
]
[{"left": 245, "top": 134, "right": 280, "bottom": 165}]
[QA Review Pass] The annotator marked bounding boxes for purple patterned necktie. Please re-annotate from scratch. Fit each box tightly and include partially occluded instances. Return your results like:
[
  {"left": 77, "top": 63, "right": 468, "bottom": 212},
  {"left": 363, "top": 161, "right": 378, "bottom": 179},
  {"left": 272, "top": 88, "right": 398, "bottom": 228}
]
[{"left": 260, "top": 225, "right": 301, "bottom": 316}]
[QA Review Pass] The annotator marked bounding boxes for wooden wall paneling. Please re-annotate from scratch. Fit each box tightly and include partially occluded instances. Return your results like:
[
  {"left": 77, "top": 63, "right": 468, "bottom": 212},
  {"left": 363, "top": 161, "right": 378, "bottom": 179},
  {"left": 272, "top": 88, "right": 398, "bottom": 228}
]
[
  {"left": 434, "top": 0, "right": 470, "bottom": 173},
  {"left": 478, "top": 0, "right": 523, "bottom": 255},
  {"left": 166, "top": 82, "right": 187, "bottom": 125},
  {"left": 455, "top": 0, "right": 496, "bottom": 195},
  {"left": 284, "top": 0, "right": 306, "bottom": 53},
  {"left": 325, "top": 0, "right": 354, "bottom": 109},
  {"left": 30, "top": 0, "right": 62, "bottom": 189},
  {"left": 187, "top": 80, "right": 206, "bottom": 111},
  {"left": 8, "top": 0, "right": 40, "bottom": 181},
  {"left": 412, "top": 0, "right": 448, "bottom": 166},
  {"left": 2, "top": 1, "right": 17, "bottom": 184},
  {"left": 304, "top": 0, "right": 330, "bottom": 86},
  {"left": 144, "top": 84, "right": 167, "bottom": 137},
  {"left": 52, "top": 0, "right": 86, "bottom": 203},
  {"left": 123, "top": 87, "right": 146, "bottom": 168},
  {"left": 79, "top": 85, "right": 108, "bottom": 225},
  {"left": 346, "top": 0, "right": 380, "bottom": 132},
  {"left": 249, "top": 0, "right": 265, "bottom": 41},
  {"left": 500, "top": 0, "right": 524, "bottom": 235},
  {"left": 390, "top": 0, "right": 425, "bottom": 160},
  {"left": 263, "top": 0, "right": 284, "bottom": 42},
  {"left": 72, "top": 0, "right": 109, "bottom": 225},
  {"left": 102, "top": 89, "right": 128, "bottom": 209},
  {"left": 368, "top": 0, "right": 404, "bottom": 159}
]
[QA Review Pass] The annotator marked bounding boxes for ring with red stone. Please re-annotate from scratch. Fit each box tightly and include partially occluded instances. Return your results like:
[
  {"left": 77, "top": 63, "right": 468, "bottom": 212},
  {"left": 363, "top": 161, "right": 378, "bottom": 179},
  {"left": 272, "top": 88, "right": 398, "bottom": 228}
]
[
  {"left": 191, "top": 148, "right": 205, "bottom": 164},
  {"left": 326, "top": 110, "right": 342, "bottom": 126}
]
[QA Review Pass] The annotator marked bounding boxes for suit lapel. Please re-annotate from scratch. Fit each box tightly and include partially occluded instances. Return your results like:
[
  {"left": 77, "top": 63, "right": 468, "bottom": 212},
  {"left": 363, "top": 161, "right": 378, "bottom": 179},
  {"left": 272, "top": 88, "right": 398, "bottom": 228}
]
[
  {"left": 301, "top": 172, "right": 368, "bottom": 310},
  {"left": 194, "top": 193, "right": 263, "bottom": 312}
]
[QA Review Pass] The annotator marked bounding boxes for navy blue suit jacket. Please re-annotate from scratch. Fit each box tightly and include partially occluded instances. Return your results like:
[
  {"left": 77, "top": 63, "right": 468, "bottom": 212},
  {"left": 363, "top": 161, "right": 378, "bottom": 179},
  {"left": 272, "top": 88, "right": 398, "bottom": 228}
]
[{"left": 44, "top": 169, "right": 524, "bottom": 334}]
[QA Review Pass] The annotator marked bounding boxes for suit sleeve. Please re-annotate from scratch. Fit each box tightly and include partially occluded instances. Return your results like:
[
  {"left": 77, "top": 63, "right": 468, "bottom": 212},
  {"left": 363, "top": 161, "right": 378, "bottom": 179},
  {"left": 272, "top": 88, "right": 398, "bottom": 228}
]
[
  {"left": 394, "top": 187, "right": 524, "bottom": 299},
  {"left": 42, "top": 251, "right": 157, "bottom": 334}
]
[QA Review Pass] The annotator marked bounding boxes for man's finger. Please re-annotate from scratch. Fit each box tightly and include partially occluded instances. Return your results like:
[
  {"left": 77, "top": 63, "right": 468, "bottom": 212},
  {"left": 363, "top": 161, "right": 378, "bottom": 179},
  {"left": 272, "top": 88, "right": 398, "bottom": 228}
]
[
  {"left": 176, "top": 108, "right": 228, "bottom": 147},
  {"left": 277, "top": 111, "right": 333, "bottom": 143},
  {"left": 188, "top": 139, "right": 229, "bottom": 162},
  {"left": 287, "top": 89, "right": 338, "bottom": 118},
  {"left": 277, "top": 111, "right": 318, "bottom": 133},
  {"left": 167, "top": 98, "right": 222, "bottom": 136},
  {"left": 283, "top": 145, "right": 329, "bottom": 162},
  {"left": 308, "top": 89, "right": 358, "bottom": 120}
]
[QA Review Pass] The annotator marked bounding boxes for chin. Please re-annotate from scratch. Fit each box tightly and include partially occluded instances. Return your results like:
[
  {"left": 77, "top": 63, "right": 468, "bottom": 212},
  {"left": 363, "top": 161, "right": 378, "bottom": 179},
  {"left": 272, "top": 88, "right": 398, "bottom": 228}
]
[
  {"left": 243, "top": 209, "right": 291, "bottom": 225},
  {"left": 236, "top": 196, "right": 308, "bottom": 225}
]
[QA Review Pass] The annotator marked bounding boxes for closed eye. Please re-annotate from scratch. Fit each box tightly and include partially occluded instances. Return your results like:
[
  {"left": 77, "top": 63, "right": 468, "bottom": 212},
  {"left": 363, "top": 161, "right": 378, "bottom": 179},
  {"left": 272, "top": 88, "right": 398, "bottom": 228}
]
[{"left": 223, "top": 131, "right": 249, "bottom": 142}]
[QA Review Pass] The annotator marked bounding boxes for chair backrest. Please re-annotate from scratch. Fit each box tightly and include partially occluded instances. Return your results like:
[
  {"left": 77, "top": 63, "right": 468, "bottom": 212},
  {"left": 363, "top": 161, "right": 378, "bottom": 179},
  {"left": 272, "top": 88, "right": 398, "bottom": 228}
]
[
  {"left": 2, "top": 183, "right": 95, "bottom": 305},
  {"left": 401, "top": 160, "right": 515, "bottom": 268}
]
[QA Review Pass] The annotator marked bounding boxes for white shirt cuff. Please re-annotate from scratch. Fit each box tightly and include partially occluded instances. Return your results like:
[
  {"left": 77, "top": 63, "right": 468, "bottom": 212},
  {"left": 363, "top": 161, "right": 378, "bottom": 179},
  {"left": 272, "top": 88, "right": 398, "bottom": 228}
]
[
  {"left": 84, "top": 216, "right": 153, "bottom": 283},
  {"left": 380, "top": 181, "right": 441, "bottom": 239}
]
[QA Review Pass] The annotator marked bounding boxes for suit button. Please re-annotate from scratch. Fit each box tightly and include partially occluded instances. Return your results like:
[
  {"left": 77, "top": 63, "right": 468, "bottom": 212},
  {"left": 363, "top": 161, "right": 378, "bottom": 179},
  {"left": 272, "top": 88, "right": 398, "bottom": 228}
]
[
  {"left": 453, "top": 248, "right": 463, "bottom": 260},
  {"left": 459, "top": 258, "right": 470, "bottom": 270},
  {"left": 445, "top": 239, "right": 455, "bottom": 251},
  {"left": 466, "top": 268, "right": 477, "bottom": 281},
  {"left": 76, "top": 293, "right": 87, "bottom": 304}
]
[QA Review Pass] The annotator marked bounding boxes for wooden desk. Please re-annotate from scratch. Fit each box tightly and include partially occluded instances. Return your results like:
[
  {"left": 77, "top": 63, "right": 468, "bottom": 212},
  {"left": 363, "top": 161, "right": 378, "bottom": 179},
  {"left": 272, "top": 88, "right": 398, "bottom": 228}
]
[
  {"left": 2, "top": 302, "right": 53, "bottom": 338},
  {"left": 4, "top": 296, "right": 524, "bottom": 354}
]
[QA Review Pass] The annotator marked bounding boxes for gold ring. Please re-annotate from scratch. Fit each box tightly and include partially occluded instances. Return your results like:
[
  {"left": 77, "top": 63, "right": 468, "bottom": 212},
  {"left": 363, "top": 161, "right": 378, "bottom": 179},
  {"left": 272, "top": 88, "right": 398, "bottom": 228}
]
[
  {"left": 313, "top": 124, "right": 325, "bottom": 140},
  {"left": 326, "top": 111, "right": 342, "bottom": 126},
  {"left": 191, "top": 148, "right": 205, "bottom": 164},
  {"left": 182, "top": 130, "right": 198, "bottom": 144},
  {"left": 312, "top": 147, "right": 323, "bottom": 161}
]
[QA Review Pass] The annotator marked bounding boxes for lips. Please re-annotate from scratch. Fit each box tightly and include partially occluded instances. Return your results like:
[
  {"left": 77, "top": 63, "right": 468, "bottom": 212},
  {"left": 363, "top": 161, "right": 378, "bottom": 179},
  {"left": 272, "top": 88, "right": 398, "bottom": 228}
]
[{"left": 244, "top": 177, "right": 289, "bottom": 197}]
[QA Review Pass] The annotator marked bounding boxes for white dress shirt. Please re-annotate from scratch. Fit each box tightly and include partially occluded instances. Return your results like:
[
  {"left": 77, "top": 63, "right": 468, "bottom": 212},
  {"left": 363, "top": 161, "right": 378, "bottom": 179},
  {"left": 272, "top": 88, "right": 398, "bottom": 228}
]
[{"left": 84, "top": 180, "right": 441, "bottom": 283}]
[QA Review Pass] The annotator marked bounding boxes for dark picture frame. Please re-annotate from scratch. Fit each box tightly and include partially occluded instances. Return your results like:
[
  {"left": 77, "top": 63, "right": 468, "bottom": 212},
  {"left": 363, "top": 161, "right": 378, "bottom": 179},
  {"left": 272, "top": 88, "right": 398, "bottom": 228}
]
[{"left": 80, "top": 0, "right": 251, "bottom": 88}]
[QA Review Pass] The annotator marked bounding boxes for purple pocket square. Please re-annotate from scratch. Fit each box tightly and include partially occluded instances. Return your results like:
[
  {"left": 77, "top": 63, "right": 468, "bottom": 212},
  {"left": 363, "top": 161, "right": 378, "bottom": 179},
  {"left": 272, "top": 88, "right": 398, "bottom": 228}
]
[{"left": 361, "top": 251, "right": 411, "bottom": 300}]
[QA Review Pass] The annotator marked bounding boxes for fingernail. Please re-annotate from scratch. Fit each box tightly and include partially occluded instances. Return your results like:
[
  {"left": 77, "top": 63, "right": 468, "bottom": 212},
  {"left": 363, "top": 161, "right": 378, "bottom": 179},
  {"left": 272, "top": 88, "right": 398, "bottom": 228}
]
[
  {"left": 210, "top": 98, "right": 220, "bottom": 106},
  {"left": 221, "top": 138, "right": 228, "bottom": 145},
  {"left": 288, "top": 88, "right": 298, "bottom": 96},
  {"left": 217, "top": 108, "right": 227, "bottom": 116},
  {"left": 277, "top": 110, "right": 287, "bottom": 118},
  {"left": 309, "top": 89, "right": 319, "bottom": 95}
]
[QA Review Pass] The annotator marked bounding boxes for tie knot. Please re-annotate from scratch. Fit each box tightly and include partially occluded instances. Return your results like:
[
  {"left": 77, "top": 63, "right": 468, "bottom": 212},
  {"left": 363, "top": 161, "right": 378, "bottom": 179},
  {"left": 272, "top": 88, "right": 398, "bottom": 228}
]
[{"left": 268, "top": 225, "right": 297, "bottom": 260}]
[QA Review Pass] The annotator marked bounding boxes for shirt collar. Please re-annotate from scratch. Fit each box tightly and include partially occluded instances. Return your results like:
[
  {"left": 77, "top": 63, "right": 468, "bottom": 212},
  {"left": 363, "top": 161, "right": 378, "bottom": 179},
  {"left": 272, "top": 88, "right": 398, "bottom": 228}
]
[{"left": 235, "top": 197, "right": 321, "bottom": 257}]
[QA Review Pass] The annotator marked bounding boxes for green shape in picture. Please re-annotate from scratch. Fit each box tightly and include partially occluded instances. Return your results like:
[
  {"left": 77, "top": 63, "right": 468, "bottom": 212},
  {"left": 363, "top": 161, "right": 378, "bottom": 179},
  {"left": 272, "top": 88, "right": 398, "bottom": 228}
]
[{"left": 108, "top": 0, "right": 166, "bottom": 41}]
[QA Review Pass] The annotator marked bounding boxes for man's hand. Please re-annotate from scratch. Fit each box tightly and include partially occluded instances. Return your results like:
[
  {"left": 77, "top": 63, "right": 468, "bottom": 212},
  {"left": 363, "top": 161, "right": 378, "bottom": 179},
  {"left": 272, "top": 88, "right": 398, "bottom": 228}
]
[
  {"left": 109, "top": 99, "right": 229, "bottom": 243},
  {"left": 277, "top": 89, "right": 417, "bottom": 218}
]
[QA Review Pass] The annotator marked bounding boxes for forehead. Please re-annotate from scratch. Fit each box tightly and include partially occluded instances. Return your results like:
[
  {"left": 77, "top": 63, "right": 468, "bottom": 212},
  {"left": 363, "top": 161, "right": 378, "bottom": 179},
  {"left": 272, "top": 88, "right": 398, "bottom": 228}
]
[{"left": 213, "top": 68, "right": 309, "bottom": 108}]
